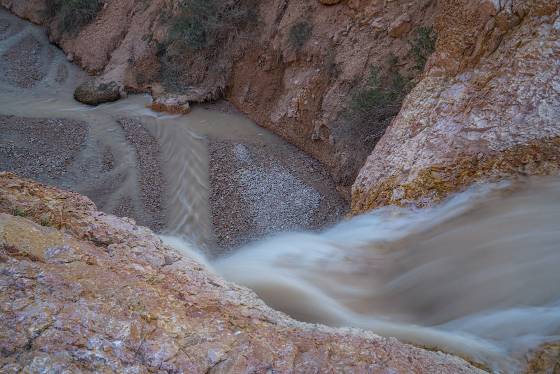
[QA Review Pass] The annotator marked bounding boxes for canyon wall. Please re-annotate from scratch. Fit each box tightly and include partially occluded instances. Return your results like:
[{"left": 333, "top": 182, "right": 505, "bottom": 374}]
[
  {"left": 0, "top": 172, "right": 483, "bottom": 373},
  {"left": 2, "top": 0, "right": 558, "bottom": 208},
  {"left": 352, "top": 0, "right": 560, "bottom": 212},
  {"left": 0, "top": 0, "right": 437, "bottom": 191}
]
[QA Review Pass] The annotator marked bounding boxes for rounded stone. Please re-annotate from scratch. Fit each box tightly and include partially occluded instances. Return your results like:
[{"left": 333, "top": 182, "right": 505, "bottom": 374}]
[{"left": 74, "top": 80, "right": 121, "bottom": 106}]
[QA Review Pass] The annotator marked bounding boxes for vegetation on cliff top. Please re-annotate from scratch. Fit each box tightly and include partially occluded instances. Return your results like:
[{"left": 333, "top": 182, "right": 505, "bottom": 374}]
[
  {"left": 347, "top": 56, "right": 411, "bottom": 145},
  {"left": 46, "top": 0, "right": 103, "bottom": 34},
  {"left": 167, "top": 0, "right": 258, "bottom": 51},
  {"left": 411, "top": 26, "right": 437, "bottom": 70}
]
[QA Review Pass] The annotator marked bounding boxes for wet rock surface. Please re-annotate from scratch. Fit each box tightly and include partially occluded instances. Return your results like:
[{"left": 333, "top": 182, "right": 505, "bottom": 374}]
[
  {"left": 150, "top": 93, "right": 191, "bottom": 114},
  {"left": 0, "top": 173, "right": 484, "bottom": 373},
  {"left": 209, "top": 140, "right": 347, "bottom": 250},
  {"left": 526, "top": 343, "right": 560, "bottom": 373}
]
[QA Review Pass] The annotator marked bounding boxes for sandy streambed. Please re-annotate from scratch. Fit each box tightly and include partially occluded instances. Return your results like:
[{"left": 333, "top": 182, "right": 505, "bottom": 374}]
[{"left": 0, "top": 8, "right": 346, "bottom": 252}]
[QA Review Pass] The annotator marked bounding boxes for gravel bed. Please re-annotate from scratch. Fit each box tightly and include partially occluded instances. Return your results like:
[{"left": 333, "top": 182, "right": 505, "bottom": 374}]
[
  {"left": 112, "top": 197, "right": 136, "bottom": 221},
  {"left": 0, "top": 115, "right": 88, "bottom": 183},
  {"left": 102, "top": 146, "right": 115, "bottom": 172},
  {"left": 1, "top": 34, "right": 49, "bottom": 88},
  {"left": 209, "top": 140, "right": 348, "bottom": 250},
  {"left": 118, "top": 118, "right": 165, "bottom": 231},
  {"left": 55, "top": 63, "right": 69, "bottom": 84}
]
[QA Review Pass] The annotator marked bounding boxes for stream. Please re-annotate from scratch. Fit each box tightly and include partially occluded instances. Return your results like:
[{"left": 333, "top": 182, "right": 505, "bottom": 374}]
[{"left": 1, "top": 8, "right": 559, "bottom": 373}]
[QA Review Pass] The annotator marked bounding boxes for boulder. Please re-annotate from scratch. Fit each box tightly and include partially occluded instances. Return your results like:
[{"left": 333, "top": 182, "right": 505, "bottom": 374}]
[
  {"left": 74, "top": 80, "right": 121, "bottom": 106},
  {"left": 149, "top": 94, "right": 191, "bottom": 114}
]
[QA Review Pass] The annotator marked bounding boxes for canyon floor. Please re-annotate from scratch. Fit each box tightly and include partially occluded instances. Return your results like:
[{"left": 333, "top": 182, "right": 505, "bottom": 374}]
[
  {"left": 0, "top": 7, "right": 347, "bottom": 252},
  {"left": 0, "top": 11, "right": 483, "bottom": 373},
  {"left": 1, "top": 3, "right": 559, "bottom": 373},
  {"left": 209, "top": 136, "right": 346, "bottom": 250}
]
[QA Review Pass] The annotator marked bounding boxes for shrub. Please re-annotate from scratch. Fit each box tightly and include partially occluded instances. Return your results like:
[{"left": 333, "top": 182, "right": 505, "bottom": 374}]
[
  {"left": 40, "top": 214, "right": 52, "bottom": 227},
  {"left": 12, "top": 207, "right": 27, "bottom": 217},
  {"left": 346, "top": 57, "right": 411, "bottom": 144},
  {"left": 168, "top": 0, "right": 257, "bottom": 51},
  {"left": 168, "top": 0, "right": 218, "bottom": 50},
  {"left": 47, "top": 0, "right": 103, "bottom": 34},
  {"left": 410, "top": 26, "right": 437, "bottom": 70},
  {"left": 160, "top": 0, "right": 258, "bottom": 92},
  {"left": 288, "top": 21, "right": 312, "bottom": 50}
]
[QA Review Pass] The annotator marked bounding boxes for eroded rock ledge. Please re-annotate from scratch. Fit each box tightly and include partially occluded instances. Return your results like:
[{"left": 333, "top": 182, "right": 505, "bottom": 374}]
[
  {"left": 0, "top": 173, "right": 483, "bottom": 373},
  {"left": 352, "top": 1, "right": 560, "bottom": 213}
]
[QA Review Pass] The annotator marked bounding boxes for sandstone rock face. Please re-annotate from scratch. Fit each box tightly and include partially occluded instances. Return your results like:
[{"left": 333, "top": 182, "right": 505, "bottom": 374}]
[
  {"left": 352, "top": 0, "right": 560, "bottom": 213},
  {"left": 0, "top": 173, "right": 483, "bottom": 373}
]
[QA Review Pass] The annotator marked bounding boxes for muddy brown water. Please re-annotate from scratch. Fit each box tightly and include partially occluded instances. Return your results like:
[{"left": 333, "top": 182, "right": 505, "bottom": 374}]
[
  {"left": 0, "top": 8, "right": 344, "bottom": 250},
  {"left": 213, "top": 179, "right": 560, "bottom": 372},
  {"left": 1, "top": 8, "right": 560, "bottom": 373}
]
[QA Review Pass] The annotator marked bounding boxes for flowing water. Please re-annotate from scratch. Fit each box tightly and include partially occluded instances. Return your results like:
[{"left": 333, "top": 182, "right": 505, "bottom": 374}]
[
  {"left": 2, "top": 8, "right": 560, "bottom": 373},
  {"left": 211, "top": 179, "right": 560, "bottom": 372},
  {"left": 0, "top": 8, "right": 287, "bottom": 247}
]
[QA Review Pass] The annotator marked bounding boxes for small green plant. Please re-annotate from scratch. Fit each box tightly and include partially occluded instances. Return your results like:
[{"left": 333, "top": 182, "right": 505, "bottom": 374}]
[
  {"left": 47, "top": 0, "right": 103, "bottom": 34},
  {"left": 346, "top": 57, "right": 411, "bottom": 144},
  {"left": 288, "top": 21, "right": 312, "bottom": 50},
  {"left": 349, "top": 65, "right": 410, "bottom": 119},
  {"left": 350, "top": 68, "right": 386, "bottom": 110},
  {"left": 12, "top": 207, "right": 27, "bottom": 217},
  {"left": 169, "top": 1, "right": 217, "bottom": 51},
  {"left": 40, "top": 214, "right": 52, "bottom": 227},
  {"left": 410, "top": 26, "right": 437, "bottom": 70}
]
